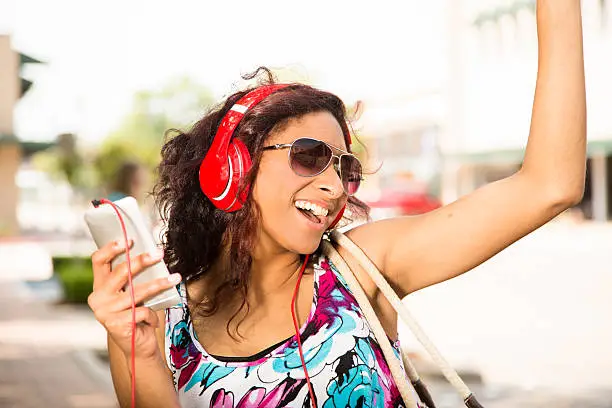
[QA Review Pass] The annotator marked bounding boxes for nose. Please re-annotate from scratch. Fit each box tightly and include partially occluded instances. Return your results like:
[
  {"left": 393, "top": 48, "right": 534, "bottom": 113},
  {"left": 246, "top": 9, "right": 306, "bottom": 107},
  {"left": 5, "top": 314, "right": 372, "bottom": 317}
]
[{"left": 316, "top": 157, "right": 344, "bottom": 199}]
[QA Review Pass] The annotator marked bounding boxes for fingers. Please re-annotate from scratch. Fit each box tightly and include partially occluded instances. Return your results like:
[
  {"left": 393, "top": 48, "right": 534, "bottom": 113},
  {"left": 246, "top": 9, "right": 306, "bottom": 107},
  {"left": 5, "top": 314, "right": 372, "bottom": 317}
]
[
  {"left": 88, "top": 272, "right": 179, "bottom": 324},
  {"left": 104, "top": 307, "right": 160, "bottom": 334},
  {"left": 113, "top": 274, "right": 182, "bottom": 311},
  {"left": 105, "top": 250, "right": 165, "bottom": 293},
  {"left": 91, "top": 239, "right": 133, "bottom": 289}
]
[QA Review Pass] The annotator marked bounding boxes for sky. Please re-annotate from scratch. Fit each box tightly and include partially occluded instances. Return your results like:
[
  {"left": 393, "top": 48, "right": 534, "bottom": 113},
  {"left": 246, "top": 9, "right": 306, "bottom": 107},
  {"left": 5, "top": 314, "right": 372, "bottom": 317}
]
[{"left": 0, "top": 0, "right": 449, "bottom": 143}]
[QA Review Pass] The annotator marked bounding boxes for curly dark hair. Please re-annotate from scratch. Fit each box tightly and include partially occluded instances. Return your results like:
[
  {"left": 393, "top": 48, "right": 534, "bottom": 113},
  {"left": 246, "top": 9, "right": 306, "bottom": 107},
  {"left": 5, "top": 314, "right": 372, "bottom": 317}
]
[{"left": 153, "top": 68, "right": 369, "bottom": 337}]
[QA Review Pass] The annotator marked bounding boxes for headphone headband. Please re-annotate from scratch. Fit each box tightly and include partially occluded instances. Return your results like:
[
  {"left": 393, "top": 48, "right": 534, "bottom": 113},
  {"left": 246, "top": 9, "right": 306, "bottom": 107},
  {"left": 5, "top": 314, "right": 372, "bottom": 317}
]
[{"left": 208, "top": 84, "right": 290, "bottom": 161}]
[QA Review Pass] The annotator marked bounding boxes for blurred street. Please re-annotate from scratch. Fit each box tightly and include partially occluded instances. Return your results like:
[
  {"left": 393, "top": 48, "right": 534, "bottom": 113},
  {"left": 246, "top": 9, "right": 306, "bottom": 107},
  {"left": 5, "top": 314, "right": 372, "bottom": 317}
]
[
  {"left": 401, "top": 218, "right": 612, "bottom": 407},
  {"left": 0, "top": 238, "right": 115, "bottom": 408}
]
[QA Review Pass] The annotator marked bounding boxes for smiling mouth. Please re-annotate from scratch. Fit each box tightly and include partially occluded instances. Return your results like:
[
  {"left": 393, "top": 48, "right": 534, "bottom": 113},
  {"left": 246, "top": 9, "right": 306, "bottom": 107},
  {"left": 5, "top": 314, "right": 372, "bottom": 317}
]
[
  {"left": 296, "top": 207, "right": 325, "bottom": 225},
  {"left": 294, "top": 200, "right": 331, "bottom": 226}
]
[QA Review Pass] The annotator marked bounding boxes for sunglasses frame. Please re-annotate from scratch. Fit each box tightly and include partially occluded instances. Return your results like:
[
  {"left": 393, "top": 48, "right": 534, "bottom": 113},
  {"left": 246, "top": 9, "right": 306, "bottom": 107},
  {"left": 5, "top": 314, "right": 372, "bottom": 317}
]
[{"left": 262, "top": 137, "right": 363, "bottom": 196}]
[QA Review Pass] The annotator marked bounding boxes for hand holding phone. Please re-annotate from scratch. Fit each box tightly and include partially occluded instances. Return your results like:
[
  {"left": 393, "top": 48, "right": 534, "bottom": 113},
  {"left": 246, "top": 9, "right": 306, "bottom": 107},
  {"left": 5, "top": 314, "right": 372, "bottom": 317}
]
[{"left": 84, "top": 196, "right": 181, "bottom": 311}]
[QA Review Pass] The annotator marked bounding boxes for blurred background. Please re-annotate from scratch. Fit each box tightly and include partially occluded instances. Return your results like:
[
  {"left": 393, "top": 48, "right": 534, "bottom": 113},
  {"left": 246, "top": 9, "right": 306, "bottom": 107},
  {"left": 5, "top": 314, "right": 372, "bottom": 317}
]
[{"left": 1, "top": 0, "right": 611, "bottom": 407}]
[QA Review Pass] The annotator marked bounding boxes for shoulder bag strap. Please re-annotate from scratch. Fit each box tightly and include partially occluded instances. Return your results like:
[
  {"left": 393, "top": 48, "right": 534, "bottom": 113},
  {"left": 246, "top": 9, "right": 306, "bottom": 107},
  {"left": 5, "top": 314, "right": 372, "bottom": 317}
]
[
  {"left": 322, "top": 240, "right": 420, "bottom": 408},
  {"left": 326, "top": 230, "right": 485, "bottom": 408}
]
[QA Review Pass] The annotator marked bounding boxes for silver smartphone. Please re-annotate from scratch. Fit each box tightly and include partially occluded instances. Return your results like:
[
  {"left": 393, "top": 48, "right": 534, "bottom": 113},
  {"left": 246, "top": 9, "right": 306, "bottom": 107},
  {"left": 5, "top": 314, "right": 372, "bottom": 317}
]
[{"left": 83, "top": 196, "right": 181, "bottom": 311}]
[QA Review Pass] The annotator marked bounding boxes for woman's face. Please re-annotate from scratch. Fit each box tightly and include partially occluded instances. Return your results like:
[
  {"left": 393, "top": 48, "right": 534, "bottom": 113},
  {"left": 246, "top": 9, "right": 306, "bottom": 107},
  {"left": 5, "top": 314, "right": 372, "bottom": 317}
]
[{"left": 252, "top": 111, "right": 349, "bottom": 255}]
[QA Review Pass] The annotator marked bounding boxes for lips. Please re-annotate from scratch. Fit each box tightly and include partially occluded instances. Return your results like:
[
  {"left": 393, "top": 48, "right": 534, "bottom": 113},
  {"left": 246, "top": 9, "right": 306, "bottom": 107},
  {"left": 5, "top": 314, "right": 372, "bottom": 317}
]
[
  {"left": 296, "top": 207, "right": 324, "bottom": 224},
  {"left": 294, "top": 207, "right": 331, "bottom": 231},
  {"left": 292, "top": 199, "right": 338, "bottom": 231}
]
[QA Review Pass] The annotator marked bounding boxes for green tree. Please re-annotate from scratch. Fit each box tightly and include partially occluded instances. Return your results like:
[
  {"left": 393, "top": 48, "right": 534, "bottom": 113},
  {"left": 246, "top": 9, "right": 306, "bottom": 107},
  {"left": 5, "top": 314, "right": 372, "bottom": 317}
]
[{"left": 94, "top": 77, "right": 214, "bottom": 190}]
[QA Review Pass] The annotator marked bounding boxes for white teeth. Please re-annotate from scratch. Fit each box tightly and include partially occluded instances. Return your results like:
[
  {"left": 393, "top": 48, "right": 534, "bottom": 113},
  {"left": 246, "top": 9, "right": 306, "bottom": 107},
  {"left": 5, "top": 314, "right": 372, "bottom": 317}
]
[{"left": 294, "top": 200, "right": 329, "bottom": 217}]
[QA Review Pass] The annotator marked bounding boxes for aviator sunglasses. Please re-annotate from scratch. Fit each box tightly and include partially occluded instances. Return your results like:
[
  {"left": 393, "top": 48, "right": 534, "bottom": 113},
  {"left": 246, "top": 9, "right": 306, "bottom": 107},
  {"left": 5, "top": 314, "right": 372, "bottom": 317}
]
[{"left": 262, "top": 137, "right": 363, "bottom": 196}]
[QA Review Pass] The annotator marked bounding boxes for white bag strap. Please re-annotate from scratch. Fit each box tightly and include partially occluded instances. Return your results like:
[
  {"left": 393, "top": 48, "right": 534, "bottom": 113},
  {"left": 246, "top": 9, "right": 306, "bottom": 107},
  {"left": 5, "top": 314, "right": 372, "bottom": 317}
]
[
  {"left": 322, "top": 240, "right": 420, "bottom": 408},
  {"left": 327, "top": 230, "right": 483, "bottom": 407}
]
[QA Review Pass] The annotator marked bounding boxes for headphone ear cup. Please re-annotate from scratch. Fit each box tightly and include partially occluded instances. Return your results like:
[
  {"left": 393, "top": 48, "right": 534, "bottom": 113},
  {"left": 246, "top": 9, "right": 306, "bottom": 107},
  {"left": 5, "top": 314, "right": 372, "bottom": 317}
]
[
  {"left": 200, "top": 138, "right": 252, "bottom": 212},
  {"left": 224, "top": 139, "right": 252, "bottom": 212}
]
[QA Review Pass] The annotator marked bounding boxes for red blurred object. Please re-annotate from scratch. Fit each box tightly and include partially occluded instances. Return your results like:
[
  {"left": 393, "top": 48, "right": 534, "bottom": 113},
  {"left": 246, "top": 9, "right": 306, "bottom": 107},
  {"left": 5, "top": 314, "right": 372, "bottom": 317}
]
[{"left": 366, "top": 189, "right": 441, "bottom": 216}]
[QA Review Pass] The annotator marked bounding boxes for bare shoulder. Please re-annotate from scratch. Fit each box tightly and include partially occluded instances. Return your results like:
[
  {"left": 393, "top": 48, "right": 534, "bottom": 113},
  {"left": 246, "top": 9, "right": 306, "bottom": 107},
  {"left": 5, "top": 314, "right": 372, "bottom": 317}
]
[{"left": 343, "top": 216, "right": 422, "bottom": 280}]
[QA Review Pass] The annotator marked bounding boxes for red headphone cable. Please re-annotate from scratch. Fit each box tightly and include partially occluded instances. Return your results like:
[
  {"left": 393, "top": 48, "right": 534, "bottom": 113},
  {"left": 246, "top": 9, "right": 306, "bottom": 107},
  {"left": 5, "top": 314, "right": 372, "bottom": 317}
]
[
  {"left": 290, "top": 254, "right": 318, "bottom": 408},
  {"left": 92, "top": 199, "right": 137, "bottom": 408}
]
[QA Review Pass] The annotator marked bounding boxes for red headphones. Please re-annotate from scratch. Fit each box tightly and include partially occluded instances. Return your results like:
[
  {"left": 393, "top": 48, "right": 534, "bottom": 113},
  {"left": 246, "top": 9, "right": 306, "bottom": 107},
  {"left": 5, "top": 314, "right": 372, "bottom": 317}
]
[
  {"left": 199, "top": 84, "right": 288, "bottom": 212},
  {"left": 198, "top": 84, "right": 349, "bottom": 229}
]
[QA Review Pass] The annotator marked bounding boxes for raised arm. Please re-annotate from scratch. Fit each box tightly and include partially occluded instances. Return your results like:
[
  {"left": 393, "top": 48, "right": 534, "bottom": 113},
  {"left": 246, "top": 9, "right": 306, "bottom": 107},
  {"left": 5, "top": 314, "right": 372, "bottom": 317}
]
[
  {"left": 347, "top": 0, "right": 586, "bottom": 298},
  {"left": 522, "top": 0, "right": 586, "bottom": 198}
]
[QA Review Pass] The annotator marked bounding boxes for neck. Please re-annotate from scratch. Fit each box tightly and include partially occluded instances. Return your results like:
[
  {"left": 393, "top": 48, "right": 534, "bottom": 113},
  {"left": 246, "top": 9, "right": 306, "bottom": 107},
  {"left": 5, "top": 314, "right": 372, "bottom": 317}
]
[
  {"left": 247, "top": 229, "right": 309, "bottom": 303},
  {"left": 199, "top": 233, "right": 306, "bottom": 306},
  {"left": 250, "top": 252, "right": 303, "bottom": 303}
]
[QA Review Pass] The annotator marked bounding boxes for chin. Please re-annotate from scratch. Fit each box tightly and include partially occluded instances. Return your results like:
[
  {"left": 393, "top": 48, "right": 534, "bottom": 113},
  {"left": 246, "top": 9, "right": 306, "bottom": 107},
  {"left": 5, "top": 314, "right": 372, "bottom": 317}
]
[{"left": 287, "top": 234, "right": 324, "bottom": 255}]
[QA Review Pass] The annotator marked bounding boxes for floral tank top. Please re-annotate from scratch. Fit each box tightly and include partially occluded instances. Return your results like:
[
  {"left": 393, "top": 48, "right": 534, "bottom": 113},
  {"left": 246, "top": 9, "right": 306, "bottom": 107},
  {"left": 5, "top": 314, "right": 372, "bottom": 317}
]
[{"left": 165, "top": 253, "right": 412, "bottom": 407}]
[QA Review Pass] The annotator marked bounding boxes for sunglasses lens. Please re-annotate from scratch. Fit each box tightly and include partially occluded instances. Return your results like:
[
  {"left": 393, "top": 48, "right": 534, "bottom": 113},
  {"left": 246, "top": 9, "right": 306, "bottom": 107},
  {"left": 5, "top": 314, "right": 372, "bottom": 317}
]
[
  {"left": 290, "top": 138, "right": 332, "bottom": 176},
  {"left": 341, "top": 155, "right": 362, "bottom": 195}
]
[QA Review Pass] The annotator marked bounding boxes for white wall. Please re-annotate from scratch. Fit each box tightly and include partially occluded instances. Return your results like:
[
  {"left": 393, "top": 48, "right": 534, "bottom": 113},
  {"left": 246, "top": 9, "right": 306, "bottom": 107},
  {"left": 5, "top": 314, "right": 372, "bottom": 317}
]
[{"left": 461, "top": 0, "right": 612, "bottom": 153}]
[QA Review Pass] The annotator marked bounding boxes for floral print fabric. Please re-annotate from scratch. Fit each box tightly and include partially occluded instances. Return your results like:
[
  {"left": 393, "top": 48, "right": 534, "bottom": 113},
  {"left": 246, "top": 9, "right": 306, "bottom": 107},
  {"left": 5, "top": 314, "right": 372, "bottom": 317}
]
[{"left": 165, "top": 253, "right": 410, "bottom": 407}]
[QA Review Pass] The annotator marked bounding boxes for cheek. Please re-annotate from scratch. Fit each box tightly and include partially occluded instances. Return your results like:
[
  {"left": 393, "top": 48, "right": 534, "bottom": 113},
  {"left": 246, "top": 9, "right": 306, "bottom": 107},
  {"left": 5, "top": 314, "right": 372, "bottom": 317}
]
[
  {"left": 252, "top": 161, "right": 304, "bottom": 212},
  {"left": 252, "top": 162, "right": 288, "bottom": 208}
]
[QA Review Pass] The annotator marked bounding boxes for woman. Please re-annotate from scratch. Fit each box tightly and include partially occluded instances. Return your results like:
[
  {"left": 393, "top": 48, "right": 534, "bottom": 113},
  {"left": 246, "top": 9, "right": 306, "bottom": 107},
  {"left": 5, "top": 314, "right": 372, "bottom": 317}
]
[{"left": 87, "top": 1, "right": 586, "bottom": 407}]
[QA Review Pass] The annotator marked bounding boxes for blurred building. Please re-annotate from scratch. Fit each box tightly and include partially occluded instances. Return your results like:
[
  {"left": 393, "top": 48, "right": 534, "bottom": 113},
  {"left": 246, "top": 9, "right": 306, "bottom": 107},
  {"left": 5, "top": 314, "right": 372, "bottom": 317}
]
[
  {"left": 0, "top": 34, "right": 46, "bottom": 236},
  {"left": 355, "top": 93, "right": 445, "bottom": 218},
  {"left": 359, "top": 0, "right": 612, "bottom": 221}
]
